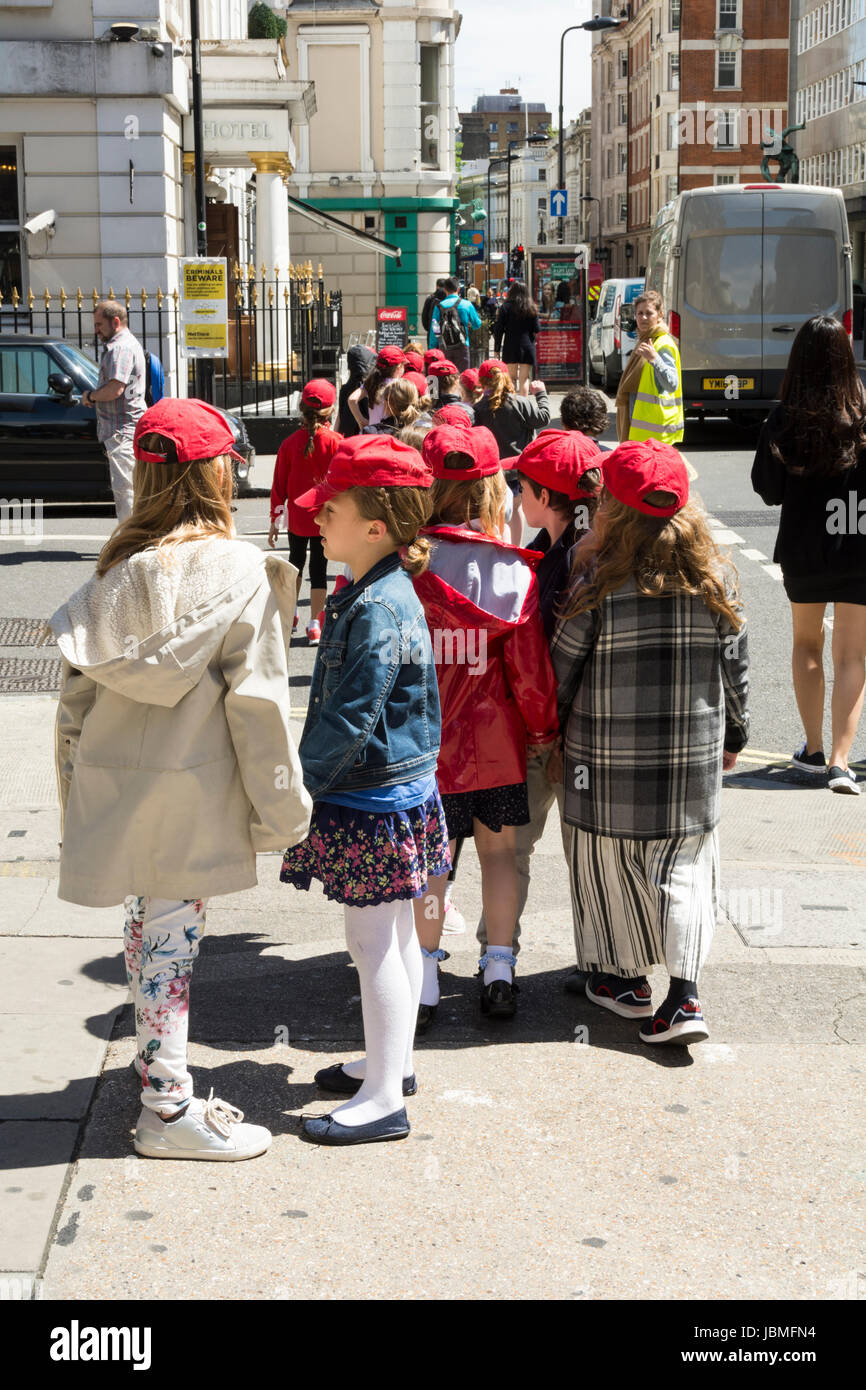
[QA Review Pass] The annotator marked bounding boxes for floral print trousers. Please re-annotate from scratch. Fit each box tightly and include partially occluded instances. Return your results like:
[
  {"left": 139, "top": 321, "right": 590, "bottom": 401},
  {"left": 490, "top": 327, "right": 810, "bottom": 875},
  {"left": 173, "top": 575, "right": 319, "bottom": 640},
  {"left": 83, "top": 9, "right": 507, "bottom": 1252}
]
[{"left": 123, "top": 895, "right": 208, "bottom": 1113}]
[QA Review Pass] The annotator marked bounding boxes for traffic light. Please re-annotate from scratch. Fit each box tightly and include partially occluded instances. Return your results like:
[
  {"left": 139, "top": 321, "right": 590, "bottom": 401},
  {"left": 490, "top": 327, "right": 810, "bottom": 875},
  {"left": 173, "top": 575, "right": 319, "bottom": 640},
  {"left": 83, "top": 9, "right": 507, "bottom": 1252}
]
[{"left": 512, "top": 244, "right": 525, "bottom": 266}]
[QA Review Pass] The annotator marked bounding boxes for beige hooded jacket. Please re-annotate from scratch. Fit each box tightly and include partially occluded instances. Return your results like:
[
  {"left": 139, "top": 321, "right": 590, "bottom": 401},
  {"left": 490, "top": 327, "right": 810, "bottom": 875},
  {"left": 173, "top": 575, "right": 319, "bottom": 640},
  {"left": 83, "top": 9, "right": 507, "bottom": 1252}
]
[{"left": 49, "top": 536, "right": 312, "bottom": 908}]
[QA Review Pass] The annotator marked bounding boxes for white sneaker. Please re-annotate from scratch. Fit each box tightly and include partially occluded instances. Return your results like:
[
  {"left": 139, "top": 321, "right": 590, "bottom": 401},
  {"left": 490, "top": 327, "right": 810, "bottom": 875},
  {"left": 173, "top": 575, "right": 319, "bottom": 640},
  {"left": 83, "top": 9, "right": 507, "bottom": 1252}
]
[
  {"left": 442, "top": 899, "right": 466, "bottom": 935},
  {"left": 134, "top": 1090, "right": 272, "bottom": 1161}
]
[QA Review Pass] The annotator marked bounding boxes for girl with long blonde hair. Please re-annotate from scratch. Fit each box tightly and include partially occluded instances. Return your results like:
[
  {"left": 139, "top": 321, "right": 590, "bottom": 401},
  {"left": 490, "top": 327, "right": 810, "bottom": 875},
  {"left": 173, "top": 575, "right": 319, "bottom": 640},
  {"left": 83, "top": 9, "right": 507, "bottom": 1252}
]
[
  {"left": 49, "top": 399, "right": 311, "bottom": 1160},
  {"left": 473, "top": 358, "right": 551, "bottom": 545},
  {"left": 550, "top": 439, "right": 750, "bottom": 1045}
]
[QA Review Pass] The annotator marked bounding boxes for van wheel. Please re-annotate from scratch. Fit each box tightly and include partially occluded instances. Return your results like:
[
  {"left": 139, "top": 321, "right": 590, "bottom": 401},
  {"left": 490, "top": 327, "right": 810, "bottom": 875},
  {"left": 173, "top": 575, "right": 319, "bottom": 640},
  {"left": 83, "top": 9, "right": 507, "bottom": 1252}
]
[
  {"left": 588, "top": 360, "right": 602, "bottom": 385},
  {"left": 602, "top": 361, "right": 618, "bottom": 394}
]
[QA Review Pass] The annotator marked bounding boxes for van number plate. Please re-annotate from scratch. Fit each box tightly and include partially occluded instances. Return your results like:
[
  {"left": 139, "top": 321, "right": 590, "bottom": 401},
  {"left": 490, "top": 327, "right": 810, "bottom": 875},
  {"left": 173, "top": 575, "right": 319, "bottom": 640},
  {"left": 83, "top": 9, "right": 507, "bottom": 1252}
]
[{"left": 702, "top": 376, "right": 755, "bottom": 391}]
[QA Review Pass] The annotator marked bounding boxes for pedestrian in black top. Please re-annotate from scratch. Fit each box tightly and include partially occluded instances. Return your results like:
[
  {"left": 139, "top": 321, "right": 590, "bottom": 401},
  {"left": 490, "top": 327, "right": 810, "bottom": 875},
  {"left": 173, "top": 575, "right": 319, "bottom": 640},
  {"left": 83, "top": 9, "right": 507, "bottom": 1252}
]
[
  {"left": 338, "top": 344, "right": 376, "bottom": 436},
  {"left": 751, "top": 314, "right": 866, "bottom": 794},
  {"left": 421, "top": 278, "right": 447, "bottom": 335},
  {"left": 494, "top": 281, "right": 541, "bottom": 396}
]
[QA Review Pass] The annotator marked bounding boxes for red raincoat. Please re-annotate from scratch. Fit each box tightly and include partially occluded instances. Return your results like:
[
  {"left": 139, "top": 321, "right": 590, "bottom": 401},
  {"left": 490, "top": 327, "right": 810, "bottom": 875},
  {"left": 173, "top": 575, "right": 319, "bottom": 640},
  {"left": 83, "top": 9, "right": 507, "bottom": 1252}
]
[{"left": 412, "top": 524, "right": 558, "bottom": 795}]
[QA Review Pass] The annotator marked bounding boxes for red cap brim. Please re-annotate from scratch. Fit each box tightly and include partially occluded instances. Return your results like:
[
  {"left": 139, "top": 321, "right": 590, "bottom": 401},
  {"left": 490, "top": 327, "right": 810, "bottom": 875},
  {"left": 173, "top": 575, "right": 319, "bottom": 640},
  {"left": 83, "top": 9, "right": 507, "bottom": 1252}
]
[{"left": 295, "top": 480, "right": 338, "bottom": 514}]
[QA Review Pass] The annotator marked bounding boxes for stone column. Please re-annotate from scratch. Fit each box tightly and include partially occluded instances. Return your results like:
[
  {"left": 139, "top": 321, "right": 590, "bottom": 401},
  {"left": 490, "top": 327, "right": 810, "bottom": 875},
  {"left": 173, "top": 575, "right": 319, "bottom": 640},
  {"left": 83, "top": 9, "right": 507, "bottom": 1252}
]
[{"left": 250, "top": 153, "right": 293, "bottom": 377}]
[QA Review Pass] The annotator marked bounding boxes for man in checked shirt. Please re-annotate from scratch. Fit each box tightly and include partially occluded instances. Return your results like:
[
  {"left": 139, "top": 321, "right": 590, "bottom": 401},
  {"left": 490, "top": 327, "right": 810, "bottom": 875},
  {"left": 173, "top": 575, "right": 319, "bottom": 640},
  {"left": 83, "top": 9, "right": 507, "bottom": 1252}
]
[{"left": 81, "top": 299, "right": 146, "bottom": 521}]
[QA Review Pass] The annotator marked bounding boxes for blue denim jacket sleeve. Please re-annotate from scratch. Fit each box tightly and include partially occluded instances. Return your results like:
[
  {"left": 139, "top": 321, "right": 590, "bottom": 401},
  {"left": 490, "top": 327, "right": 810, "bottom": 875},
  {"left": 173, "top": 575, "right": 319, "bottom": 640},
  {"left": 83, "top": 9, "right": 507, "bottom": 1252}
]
[{"left": 299, "top": 597, "right": 404, "bottom": 796}]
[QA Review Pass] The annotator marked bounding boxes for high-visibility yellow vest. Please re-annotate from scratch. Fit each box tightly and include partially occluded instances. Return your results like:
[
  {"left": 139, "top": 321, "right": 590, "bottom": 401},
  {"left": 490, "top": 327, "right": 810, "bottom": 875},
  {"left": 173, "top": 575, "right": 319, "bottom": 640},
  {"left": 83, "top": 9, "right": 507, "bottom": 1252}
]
[{"left": 628, "top": 331, "right": 684, "bottom": 445}]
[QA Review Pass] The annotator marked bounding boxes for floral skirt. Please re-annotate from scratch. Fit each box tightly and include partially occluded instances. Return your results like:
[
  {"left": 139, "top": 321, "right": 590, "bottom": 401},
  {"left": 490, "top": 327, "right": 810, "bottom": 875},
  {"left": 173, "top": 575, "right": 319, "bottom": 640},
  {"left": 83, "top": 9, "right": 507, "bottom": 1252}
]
[{"left": 280, "top": 788, "right": 452, "bottom": 907}]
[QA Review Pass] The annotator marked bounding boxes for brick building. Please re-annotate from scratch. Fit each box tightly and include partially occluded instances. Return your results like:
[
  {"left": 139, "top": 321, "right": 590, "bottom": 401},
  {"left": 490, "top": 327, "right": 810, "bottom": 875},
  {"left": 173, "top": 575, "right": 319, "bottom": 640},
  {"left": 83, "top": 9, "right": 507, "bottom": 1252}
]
[
  {"left": 459, "top": 90, "right": 551, "bottom": 158},
  {"left": 679, "top": 0, "right": 790, "bottom": 192}
]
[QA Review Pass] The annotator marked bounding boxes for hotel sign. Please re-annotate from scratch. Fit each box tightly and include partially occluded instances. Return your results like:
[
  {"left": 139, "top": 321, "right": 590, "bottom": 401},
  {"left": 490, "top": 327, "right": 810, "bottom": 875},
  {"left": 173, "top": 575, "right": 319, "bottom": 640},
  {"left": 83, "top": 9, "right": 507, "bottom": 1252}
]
[{"left": 183, "top": 108, "right": 291, "bottom": 159}]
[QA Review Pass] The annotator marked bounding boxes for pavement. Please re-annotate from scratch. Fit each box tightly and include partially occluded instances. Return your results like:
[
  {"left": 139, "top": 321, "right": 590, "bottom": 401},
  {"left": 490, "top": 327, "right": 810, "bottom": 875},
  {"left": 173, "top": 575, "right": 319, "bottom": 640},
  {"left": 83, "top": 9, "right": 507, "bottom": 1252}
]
[{"left": 1, "top": 395, "right": 865, "bottom": 1303}]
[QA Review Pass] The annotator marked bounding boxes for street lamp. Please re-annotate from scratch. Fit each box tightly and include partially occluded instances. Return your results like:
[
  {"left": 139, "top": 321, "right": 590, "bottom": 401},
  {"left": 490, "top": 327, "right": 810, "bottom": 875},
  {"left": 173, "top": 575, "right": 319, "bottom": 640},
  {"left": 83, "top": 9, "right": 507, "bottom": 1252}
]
[
  {"left": 558, "top": 14, "right": 627, "bottom": 243},
  {"left": 581, "top": 194, "right": 601, "bottom": 250}
]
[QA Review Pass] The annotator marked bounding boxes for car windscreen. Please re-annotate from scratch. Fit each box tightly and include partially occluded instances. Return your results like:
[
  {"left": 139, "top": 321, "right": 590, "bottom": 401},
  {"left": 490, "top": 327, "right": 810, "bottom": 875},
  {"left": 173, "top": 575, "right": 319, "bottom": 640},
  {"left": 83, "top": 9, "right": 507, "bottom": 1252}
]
[{"left": 53, "top": 342, "right": 99, "bottom": 386}]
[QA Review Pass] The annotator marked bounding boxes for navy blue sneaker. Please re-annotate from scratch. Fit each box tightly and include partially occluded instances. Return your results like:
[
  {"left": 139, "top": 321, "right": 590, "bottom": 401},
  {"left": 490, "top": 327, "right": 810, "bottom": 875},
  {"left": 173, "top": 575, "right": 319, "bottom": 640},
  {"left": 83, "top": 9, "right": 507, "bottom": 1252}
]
[
  {"left": 791, "top": 742, "right": 826, "bottom": 776},
  {"left": 301, "top": 1108, "right": 410, "bottom": 1146},
  {"left": 828, "top": 765, "right": 860, "bottom": 795},
  {"left": 315, "top": 1063, "right": 417, "bottom": 1097},
  {"left": 639, "top": 996, "right": 709, "bottom": 1045},
  {"left": 586, "top": 972, "right": 653, "bottom": 1018}
]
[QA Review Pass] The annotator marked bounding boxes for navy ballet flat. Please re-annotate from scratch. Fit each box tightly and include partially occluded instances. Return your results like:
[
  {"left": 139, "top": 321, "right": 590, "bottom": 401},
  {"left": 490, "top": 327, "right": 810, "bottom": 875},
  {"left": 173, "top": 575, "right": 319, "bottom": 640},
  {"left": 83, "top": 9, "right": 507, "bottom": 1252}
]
[
  {"left": 301, "top": 1108, "right": 411, "bottom": 1146},
  {"left": 314, "top": 1063, "right": 418, "bottom": 1097}
]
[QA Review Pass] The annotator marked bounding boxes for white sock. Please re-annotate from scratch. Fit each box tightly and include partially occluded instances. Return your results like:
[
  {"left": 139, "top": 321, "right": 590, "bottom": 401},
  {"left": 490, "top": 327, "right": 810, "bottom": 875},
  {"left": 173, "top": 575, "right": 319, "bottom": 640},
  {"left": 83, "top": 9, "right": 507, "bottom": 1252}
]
[
  {"left": 332, "top": 901, "right": 414, "bottom": 1126},
  {"left": 420, "top": 948, "right": 442, "bottom": 1007},
  {"left": 444, "top": 882, "right": 454, "bottom": 907},
  {"left": 341, "top": 903, "right": 420, "bottom": 1083},
  {"left": 483, "top": 949, "right": 514, "bottom": 986}
]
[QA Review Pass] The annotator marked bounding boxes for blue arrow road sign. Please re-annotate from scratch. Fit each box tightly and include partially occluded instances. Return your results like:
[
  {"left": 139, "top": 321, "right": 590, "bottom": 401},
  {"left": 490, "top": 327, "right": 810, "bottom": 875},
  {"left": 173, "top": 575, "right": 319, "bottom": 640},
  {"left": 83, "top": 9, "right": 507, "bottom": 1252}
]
[{"left": 550, "top": 189, "right": 568, "bottom": 218}]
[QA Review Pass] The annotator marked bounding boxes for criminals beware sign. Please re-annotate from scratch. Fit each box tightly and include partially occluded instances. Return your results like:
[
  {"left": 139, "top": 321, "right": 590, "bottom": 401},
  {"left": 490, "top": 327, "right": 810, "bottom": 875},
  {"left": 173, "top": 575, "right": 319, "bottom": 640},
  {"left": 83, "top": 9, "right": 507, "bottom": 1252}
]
[{"left": 179, "top": 257, "right": 228, "bottom": 357}]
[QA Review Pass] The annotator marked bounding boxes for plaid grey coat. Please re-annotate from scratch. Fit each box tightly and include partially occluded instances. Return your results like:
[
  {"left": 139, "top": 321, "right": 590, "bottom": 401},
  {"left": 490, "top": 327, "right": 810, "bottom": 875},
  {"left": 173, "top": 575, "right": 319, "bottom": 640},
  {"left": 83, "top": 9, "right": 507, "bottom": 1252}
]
[{"left": 551, "top": 578, "right": 750, "bottom": 840}]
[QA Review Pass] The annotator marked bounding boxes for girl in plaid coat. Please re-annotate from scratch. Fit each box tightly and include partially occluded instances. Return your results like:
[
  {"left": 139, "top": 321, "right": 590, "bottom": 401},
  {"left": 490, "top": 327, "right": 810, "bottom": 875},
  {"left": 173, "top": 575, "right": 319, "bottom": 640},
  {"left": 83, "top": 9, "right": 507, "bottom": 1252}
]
[{"left": 550, "top": 440, "right": 750, "bottom": 1045}]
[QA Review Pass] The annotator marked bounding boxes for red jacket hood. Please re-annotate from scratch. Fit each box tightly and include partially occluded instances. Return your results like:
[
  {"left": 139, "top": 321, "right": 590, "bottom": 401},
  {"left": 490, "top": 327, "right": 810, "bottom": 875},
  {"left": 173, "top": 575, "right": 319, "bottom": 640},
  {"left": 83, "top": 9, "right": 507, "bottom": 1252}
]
[{"left": 414, "top": 525, "right": 545, "bottom": 635}]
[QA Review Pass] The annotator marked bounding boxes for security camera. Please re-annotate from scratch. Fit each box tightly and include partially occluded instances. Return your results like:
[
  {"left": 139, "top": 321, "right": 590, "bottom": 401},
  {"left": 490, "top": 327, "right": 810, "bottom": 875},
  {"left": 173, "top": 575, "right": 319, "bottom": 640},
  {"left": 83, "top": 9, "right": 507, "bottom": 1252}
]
[
  {"left": 150, "top": 42, "right": 165, "bottom": 57},
  {"left": 24, "top": 209, "right": 56, "bottom": 236}
]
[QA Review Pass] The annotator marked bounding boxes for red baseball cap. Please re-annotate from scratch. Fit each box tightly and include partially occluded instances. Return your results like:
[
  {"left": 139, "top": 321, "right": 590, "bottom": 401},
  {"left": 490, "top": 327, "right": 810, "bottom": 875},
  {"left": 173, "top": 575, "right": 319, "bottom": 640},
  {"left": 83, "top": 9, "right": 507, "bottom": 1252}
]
[
  {"left": 518, "top": 429, "right": 602, "bottom": 501},
  {"left": 602, "top": 439, "right": 689, "bottom": 517},
  {"left": 295, "top": 434, "right": 432, "bottom": 513},
  {"left": 403, "top": 371, "right": 430, "bottom": 396},
  {"left": 432, "top": 404, "right": 472, "bottom": 430},
  {"left": 423, "top": 425, "right": 501, "bottom": 481},
  {"left": 134, "top": 398, "right": 245, "bottom": 465},
  {"left": 428, "top": 359, "right": 459, "bottom": 379},
  {"left": 377, "top": 345, "right": 406, "bottom": 368},
  {"left": 404, "top": 350, "right": 425, "bottom": 373},
  {"left": 460, "top": 368, "right": 480, "bottom": 393},
  {"left": 424, "top": 348, "right": 446, "bottom": 369},
  {"left": 301, "top": 378, "right": 336, "bottom": 409},
  {"left": 478, "top": 358, "right": 509, "bottom": 382}
]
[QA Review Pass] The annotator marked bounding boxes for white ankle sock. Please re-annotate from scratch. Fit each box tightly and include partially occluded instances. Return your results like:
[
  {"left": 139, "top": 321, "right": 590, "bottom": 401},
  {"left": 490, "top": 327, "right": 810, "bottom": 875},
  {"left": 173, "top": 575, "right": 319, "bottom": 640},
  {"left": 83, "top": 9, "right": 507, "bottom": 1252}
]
[
  {"left": 332, "top": 901, "right": 415, "bottom": 1127},
  {"left": 483, "top": 949, "right": 514, "bottom": 986},
  {"left": 420, "top": 948, "right": 442, "bottom": 1007}
]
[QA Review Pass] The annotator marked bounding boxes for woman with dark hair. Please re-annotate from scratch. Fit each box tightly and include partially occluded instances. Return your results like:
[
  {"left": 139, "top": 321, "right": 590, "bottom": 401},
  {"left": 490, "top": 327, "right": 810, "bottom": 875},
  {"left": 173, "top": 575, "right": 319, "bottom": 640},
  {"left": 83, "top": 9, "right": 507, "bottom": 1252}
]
[
  {"left": 751, "top": 314, "right": 866, "bottom": 794},
  {"left": 494, "top": 281, "right": 541, "bottom": 397}
]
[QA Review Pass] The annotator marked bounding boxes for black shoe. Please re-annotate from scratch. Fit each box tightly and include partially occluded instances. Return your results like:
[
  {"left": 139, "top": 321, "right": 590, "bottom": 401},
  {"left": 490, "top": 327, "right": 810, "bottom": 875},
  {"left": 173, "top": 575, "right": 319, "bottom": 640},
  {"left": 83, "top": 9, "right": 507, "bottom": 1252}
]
[
  {"left": 563, "top": 968, "right": 591, "bottom": 996},
  {"left": 415, "top": 1003, "right": 437, "bottom": 1036},
  {"left": 315, "top": 1063, "right": 418, "bottom": 1097},
  {"left": 301, "top": 1108, "right": 410, "bottom": 1146},
  {"left": 828, "top": 764, "right": 861, "bottom": 795},
  {"left": 791, "top": 741, "right": 827, "bottom": 776},
  {"left": 480, "top": 978, "right": 518, "bottom": 1019}
]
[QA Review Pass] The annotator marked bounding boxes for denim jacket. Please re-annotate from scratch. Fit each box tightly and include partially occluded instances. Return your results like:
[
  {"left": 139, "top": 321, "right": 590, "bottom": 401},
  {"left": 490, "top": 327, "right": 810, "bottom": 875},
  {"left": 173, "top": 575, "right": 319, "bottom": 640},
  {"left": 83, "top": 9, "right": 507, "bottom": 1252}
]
[{"left": 299, "top": 551, "right": 441, "bottom": 799}]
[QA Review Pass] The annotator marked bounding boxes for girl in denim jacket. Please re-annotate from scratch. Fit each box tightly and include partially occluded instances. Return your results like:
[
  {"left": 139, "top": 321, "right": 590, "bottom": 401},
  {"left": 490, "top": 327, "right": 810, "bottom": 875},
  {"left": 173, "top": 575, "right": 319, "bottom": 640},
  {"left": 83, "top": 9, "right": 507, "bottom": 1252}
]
[{"left": 280, "top": 435, "right": 450, "bottom": 1146}]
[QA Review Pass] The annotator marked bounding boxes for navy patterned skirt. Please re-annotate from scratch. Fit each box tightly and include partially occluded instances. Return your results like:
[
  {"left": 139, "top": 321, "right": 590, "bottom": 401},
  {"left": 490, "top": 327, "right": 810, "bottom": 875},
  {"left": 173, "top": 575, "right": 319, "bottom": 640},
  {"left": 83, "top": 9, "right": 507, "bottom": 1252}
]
[{"left": 280, "top": 788, "right": 451, "bottom": 908}]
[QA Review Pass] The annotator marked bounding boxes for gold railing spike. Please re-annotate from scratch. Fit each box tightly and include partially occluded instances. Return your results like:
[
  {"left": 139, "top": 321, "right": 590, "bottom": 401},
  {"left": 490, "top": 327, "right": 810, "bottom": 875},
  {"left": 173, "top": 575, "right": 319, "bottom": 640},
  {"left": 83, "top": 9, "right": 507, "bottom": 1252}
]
[
  {"left": 124, "top": 286, "right": 132, "bottom": 308},
  {"left": 260, "top": 260, "right": 267, "bottom": 279},
  {"left": 92, "top": 289, "right": 99, "bottom": 307},
  {"left": 251, "top": 283, "right": 259, "bottom": 306},
  {"left": 289, "top": 262, "right": 295, "bottom": 279},
  {"left": 283, "top": 285, "right": 290, "bottom": 304},
  {"left": 318, "top": 263, "right": 323, "bottom": 280},
  {"left": 43, "top": 288, "right": 51, "bottom": 308},
  {"left": 172, "top": 288, "right": 179, "bottom": 307},
  {"left": 108, "top": 286, "right": 114, "bottom": 299},
  {"left": 140, "top": 288, "right": 147, "bottom": 308},
  {"left": 232, "top": 259, "right": 240, "bottom": 280},
  {"left": 12, "top": 287, "right": 20, "bottom": 307},
  {"left": 27, "top": 287, "right": 35, "bottom": 309},
  {"left": 235, "top": 283, "right": 244, "bottom": 306},
  {"left": 157, "top": 287, "right": 164, "bottom": 307},
  {"left": 247, "top": 261, "right": 255, "bottom": 281},
  {"left": 60, "top": 288, "right": 67, "bottom": 309},
  {"left": 273, "top": 264, "right": 280, "bottom": 280},
  {"left": 76, "top": 288, "right": 83, "bottom": 308},
  {"left": 268, "top": 285, "right": 274, "bottom": 307}
]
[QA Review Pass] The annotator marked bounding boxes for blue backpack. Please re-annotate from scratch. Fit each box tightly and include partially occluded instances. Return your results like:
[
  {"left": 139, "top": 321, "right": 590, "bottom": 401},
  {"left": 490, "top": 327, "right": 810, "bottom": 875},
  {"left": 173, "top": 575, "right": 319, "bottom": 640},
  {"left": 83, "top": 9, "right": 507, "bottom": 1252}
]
[{"left": 144, "top": 349, "right": 165, "bottom": 406}]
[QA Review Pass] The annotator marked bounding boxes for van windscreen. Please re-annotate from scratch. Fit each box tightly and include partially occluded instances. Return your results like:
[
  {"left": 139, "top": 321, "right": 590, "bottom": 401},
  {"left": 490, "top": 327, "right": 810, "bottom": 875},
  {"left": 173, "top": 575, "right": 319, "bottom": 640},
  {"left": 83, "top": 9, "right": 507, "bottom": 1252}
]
[
  {"left": 685, "top": 234, "right": 761, "bottom": 316},
  {"left": 763, "top": 233, "right": 838, "bottom": 316}
]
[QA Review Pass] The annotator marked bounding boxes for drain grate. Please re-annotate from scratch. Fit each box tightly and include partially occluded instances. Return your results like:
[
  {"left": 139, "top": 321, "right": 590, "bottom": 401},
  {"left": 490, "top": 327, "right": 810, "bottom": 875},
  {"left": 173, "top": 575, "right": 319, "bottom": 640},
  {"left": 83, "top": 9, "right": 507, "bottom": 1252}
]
[
  {"left": 0, "top": 618, "right": 55, "bottom": 647},
  {"left": 0, "top": 657, "right": 63, "bottom": 692}
]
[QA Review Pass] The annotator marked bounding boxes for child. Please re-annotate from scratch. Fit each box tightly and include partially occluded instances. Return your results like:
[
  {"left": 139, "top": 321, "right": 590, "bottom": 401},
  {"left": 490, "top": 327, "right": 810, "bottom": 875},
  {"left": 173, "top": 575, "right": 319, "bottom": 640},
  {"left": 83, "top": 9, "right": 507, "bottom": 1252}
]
[
  {"left": 410, "top": 424, "right": 559, "bottom": 1028},
  {"left": 551, "top": 440, "right": 751, "bottom": 1044},
  {"left": 476, "top": 430, "right": 603, "bottom": 982},
  {"left": 561, "top": 387, "right": 609, "bottom": 441},
  {"left": 348, "top": 345, "right": 406, "bottom": 431},
  {"left": 338, "top": 345, "right": 375, "bottom": 437},
  {"left": 460, "top": 368, "right": 481, "bottom": 405},
  {"left": 49, "top": 399, "right": 312, "bottom": 1159},
  {"left": 402, "top": 370, "right": 435, "bottom": 425},
  {"left": 269, "top": 378, "right": 341, "bottom": 645},
  {"left": 362, "top": 378, "right": 422, "bottom": 436},
  {"left": 280, "top": 435, "right": 449, "bottom": 1145},
  {"left": 473, "top": 359, "right": 550, "bottom": 545},
  {"left": 428, "top": 359, "right": 474, "bottom": 421},
  {"left": 404, "top": 348, "right": 426, "bottom": 375}
]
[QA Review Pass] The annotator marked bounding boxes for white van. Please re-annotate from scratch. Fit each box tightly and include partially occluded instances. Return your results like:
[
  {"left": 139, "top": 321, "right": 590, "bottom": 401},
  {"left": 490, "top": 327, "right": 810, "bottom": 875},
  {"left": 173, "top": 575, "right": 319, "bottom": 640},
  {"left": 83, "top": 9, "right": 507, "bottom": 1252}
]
[
  {"left": 645, "top": 183, "right": 852, "bottom": 423},
  {"left": 588, "top": 277, "right": 645, "bottom": 390}
]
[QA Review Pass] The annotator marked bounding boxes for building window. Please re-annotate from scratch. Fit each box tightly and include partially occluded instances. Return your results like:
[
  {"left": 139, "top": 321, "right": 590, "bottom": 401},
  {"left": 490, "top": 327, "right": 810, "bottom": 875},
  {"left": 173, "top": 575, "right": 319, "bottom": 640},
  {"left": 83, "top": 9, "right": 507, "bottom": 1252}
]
[
  {"left": 606, "top": 103, "right": 612, "bottom": 133},
  {"left": 715, "top": 110, "right": 739, "bottom": 148},
  {"left": 715, "top": 172, "right": 737, "bottom": 184},
  {"left": 717, "top": 50, "right": 738, "bottom": 89},
  {"left": 606, "top": 147, "right": 613, "bottom": 178},
  {"left": 420, "top": 45, "right": 440, "bottom": 168},
  {"left": 668, "top": 111, "right": 679, "bottom": 149},
  {"left": 507, "top": 121, "right": 518, "bottom": 134},
  {"left": 538, "top": 167, "right": 546, "bottom": 180},
  {"left": 666, "top": 173, "right": 679, "bottom": 201},
  {"left": 718, "top": 0, "right": 739, "bottom": 29},
  {"left": 619, "top": 51, "right": 629, "bottom": 78},
  {"left": 670, "top": 0, "right": 681, "bottom": 32},
  {"left": 489, "top": 121, "right": 498, "bottom": 133},
  {"left": 0, "top": 143, "right": 23, "bottom": 301},
  {"left": 618, "top": 141, "right": 627, "bottom": 172},
  {"left": 619, "top": 196, "right": 627, "bottom": 222},
  {"left": 489, "top": 140, "right": 498, "bottom": 154},
  {"left": 669, "top": 53, "right": 679, "bottom": 90}
]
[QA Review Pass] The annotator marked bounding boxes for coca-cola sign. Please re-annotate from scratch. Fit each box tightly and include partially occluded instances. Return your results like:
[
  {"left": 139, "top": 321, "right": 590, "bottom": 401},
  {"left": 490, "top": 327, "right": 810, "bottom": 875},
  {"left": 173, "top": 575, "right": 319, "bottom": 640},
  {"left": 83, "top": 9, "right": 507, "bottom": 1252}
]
[{"left": 376, "top": 305, "right": 408, "bottom": 350}]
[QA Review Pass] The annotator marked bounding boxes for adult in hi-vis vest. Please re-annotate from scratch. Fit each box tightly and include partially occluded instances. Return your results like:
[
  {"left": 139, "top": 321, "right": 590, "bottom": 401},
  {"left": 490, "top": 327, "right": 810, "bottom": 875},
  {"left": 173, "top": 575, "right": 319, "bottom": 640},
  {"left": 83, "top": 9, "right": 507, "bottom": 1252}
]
[{"left": 615, "top": 289, "right": 684, "bottom": 445}]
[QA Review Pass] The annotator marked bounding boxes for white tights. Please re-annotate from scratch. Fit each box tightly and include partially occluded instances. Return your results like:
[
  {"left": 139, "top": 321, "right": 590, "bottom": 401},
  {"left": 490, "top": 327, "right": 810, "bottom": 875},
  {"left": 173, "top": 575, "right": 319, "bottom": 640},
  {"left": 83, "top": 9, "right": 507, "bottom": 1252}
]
[{"left": 337, "top": 899, "right": 422, "bottom": 1125}]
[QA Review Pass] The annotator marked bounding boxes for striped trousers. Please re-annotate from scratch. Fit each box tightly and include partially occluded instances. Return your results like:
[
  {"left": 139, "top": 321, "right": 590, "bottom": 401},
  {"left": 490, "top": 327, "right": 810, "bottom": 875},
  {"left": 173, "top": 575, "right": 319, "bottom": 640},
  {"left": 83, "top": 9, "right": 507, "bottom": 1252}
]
[{"left": 567, "top": 827, "right": 719, "bottom": 982}]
